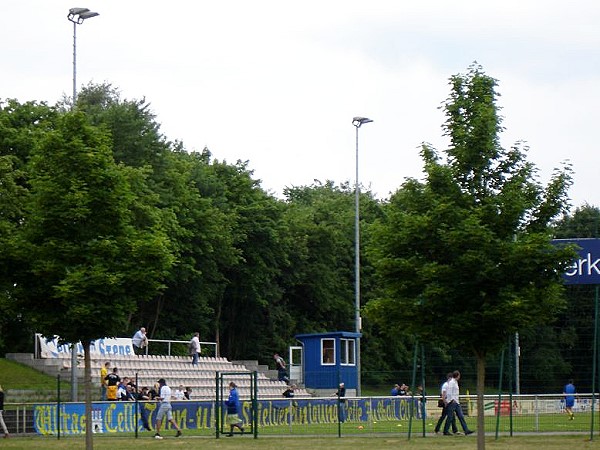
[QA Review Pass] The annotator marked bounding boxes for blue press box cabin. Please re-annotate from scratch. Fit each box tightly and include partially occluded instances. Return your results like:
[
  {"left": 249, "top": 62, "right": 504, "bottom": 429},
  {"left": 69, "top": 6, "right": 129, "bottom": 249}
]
[{"left": 294, "top": 331, "right": 361, "bottom": 396}]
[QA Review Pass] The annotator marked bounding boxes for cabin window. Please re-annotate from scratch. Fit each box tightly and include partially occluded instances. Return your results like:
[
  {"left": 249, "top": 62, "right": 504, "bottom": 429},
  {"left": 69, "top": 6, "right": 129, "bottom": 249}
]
[{"left": 321, "top": 338, "right": 335, "bottom": 365}]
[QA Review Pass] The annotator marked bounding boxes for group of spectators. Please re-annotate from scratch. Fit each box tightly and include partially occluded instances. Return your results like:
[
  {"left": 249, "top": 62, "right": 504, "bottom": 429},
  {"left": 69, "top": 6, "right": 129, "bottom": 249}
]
[
  {"left": 100, "top": 361, "right": 192, "bottom": 402},
  {"left": 390, "top": 383, "right": 411, "bottom": 396}
]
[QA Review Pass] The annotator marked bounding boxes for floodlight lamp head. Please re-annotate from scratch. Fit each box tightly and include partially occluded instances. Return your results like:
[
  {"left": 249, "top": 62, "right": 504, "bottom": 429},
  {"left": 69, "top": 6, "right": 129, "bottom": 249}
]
[
  {"left": 79, "top": 11, "right": 99, "bottom": 19},
  {"left": 69, "top": 7, "right": 90, "bottom": 15},
  {"left": 68, "top": 7, "right": 99, "bottom": 24},
  {"left": 352, "top": 117, "right": 373, "bottom": 128}
]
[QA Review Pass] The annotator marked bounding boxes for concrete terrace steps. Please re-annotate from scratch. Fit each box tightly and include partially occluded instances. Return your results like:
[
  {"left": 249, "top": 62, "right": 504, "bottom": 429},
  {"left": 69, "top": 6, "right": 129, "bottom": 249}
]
[
  {"left": 231, "top": 359, "right": 279, "bottom": 382},
  {"left": 6, "top": 352, "right": 310, "bottom": 400}
]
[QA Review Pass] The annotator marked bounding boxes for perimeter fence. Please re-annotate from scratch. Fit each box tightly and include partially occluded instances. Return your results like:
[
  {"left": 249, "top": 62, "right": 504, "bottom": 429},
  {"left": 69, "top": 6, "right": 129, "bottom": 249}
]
[{"left": 3, "top": 393, "right": 600, "bottom": 438}]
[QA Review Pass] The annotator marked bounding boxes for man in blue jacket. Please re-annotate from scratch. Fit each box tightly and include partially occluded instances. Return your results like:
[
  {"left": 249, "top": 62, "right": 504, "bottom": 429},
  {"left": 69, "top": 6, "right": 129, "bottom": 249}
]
[{"left": 224, "top": 382, "right": 245, "bottom": 436}]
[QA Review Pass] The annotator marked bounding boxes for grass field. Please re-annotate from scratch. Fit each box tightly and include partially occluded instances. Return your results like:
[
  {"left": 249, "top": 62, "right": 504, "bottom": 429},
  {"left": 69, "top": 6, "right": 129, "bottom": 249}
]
[
  {"left": 2, "top": 435, "right": 600, "bottom": 450},
  {"left": 3, "top": 358, "right": 600, "bottom": 448}
]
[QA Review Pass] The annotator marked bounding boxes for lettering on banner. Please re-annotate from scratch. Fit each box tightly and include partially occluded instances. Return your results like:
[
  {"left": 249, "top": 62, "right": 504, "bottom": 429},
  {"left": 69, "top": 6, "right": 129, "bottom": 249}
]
[
  {"left": 566, "top": 253, "right": 600, "bottom": 277},
  {"left": 34, "top": 405, "right": 56, "bottom": 435},
  {"left": 35, "top": 397, "right": 421, "bottom": 435},
  {"left": 194, "top": 403, "right": 211, "bottom": 428}
]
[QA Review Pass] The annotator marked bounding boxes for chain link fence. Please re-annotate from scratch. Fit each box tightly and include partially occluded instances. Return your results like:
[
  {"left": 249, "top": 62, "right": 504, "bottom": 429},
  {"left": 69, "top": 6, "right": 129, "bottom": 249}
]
[{"left": 3, "top": 393, "right": 599, "bottom": 438}]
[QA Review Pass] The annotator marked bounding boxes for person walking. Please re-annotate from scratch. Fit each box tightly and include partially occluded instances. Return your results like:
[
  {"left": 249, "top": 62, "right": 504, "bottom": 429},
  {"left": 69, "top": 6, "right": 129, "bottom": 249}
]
[
  {"left": 0, "top": 385, "right": 9, "bottom": 438},
  {"left": 443, "top": 370, "right": 474, "bottom": 436},
  {"left": 137, "top": 387, "right": 152, "bottom": 431},
  {"left": 564, "top": 379, "right": 576, "bottom": 420},
  {"left": 189, "top": 332, "right": 201, "bottom": 366},
  {"left": 334, "top": 382, "right": 347, "bottom": 422},
  {"left": 274, "top": 353, "right": 289, "bottom": 383},
  {"left": 154, "top": 378, "right": 182, "bottom": 439},
  {"left": 224, "top": 382, "right": 244, "bottom": 436},
  {"left": 435, "top": 373, "right": 457, "bottom": 435}
]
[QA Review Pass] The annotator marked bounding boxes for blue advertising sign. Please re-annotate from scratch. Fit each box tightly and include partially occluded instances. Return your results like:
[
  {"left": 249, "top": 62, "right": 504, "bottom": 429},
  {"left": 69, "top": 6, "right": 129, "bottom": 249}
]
[
  {"left": 33, "top": 397, "right": 421, "bottom": 435},
  {"left": 34, "top": 401, "right": 214, "bottom": 435},
  {"left": 553, "top": 238, "right": 600, "bottom": 285}
]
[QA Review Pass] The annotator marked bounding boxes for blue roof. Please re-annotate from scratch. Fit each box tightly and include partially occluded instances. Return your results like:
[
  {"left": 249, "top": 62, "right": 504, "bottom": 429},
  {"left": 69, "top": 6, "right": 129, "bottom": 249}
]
[{"left": 295, "top": 331, "right": 361, "bottom": 340}]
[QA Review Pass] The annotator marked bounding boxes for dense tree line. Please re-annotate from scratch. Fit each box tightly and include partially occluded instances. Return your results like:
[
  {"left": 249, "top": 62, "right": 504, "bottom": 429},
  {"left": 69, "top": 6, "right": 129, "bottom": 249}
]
[
  {"left": 0, "top": 85, "right": 387, "bottom": 366},
  {"left": 1, "top": 79, "right": 598, "bottom": 397}
]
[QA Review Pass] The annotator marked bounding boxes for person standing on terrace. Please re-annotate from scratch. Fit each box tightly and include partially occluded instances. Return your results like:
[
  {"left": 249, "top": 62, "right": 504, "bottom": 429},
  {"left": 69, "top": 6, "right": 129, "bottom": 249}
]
[
  {"left": 132, "top": 327, "right": 148, "bottom": 355},
  {"left": 190, "top": 332, "right": 201, "bottom": 366}
]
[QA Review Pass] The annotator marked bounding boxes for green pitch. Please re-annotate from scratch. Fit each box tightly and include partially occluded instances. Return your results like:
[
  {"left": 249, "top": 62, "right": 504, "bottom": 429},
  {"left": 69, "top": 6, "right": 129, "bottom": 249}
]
[{"left": 3, "top": 435, "right": 600, "bottom": 450}]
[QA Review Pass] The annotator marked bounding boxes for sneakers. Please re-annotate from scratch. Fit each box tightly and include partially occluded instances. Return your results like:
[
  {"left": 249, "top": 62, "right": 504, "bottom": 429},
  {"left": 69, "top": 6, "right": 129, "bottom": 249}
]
[
  {"left": 465, "top": 430, "right": 474, "bottom": 435},
  {"left": 176, "top": 430, "right": 182, "bottom": 437},
  {"left": 454, "top": 431, "right": 464, "bottom": 435},
  {"left": 154, "top": 433, "right": 163, "bottom": 440}
]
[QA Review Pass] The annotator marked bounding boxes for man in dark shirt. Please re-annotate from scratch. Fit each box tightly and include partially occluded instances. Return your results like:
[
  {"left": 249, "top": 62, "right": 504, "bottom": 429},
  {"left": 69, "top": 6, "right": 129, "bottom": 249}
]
[{"left": 105, "top": 367, "right": 121, "bottom": 401}]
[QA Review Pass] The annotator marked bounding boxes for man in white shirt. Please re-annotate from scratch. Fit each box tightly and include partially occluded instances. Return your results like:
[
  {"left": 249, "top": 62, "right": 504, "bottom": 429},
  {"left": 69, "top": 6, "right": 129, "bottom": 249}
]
[
  {"left": 435, "top": 373, "right": 457, "bottom": 434},
  {"left": 443, "top": 370, "right": 474, "bottom": 436},
  {"left": 132, "top": 327, "right": 148, "bottom": 355},
  {"left": 190, "top": 332, "right": 201, "bottom": 366},
  {"left": 154, "top": 378, "right": 183, "bottom": 439}
]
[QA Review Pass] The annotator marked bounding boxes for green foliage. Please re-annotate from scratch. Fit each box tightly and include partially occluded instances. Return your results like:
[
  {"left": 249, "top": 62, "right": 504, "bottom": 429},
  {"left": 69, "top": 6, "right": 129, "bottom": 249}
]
[
  {"left": 13, "top": 112, "right": 173, "bottom": 344},
  {"left": 366, "top": 64, "right": 576, "bottom": 448},
  {"left": 282, "top": 182, "right": 356, "bottom": 332},
  {"left": 367, "top": 64, "right": 575, "bottom": 360},
  {"left": 553, "top": 204, "right": 600, "bottom": 239},
  {"left": 0, "top": 100, "right": 58, "bottom": 354},
  {"left": 1, "top": 80, "right": 596, "bottom": 396},
  {"left": 210, "top": 159, "right": 290, "bottom": 360},
  {"left": 281, "top": 181, "right": 404, "bottom": 380}
]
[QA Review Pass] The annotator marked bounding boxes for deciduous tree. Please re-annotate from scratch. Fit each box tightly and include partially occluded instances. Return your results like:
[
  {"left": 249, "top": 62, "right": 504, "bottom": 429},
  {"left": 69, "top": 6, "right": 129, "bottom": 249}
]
[
  {"left": 14, "top": 111, "right": 173, "bottom": 449},
  {"left": 367, "top": 65, "right": 575, "bottom": 449}
]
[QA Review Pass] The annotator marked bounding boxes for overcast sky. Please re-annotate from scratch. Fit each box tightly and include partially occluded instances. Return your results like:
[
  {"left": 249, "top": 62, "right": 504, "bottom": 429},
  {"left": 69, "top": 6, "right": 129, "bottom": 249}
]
[{"left": 2, "top": 1, "right": 598, "bottom": 208}]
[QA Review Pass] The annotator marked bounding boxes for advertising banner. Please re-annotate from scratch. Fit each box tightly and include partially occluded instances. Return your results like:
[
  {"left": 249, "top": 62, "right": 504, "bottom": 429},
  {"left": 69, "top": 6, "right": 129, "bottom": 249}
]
[
  {"left": 36, "top": 334, "right": 134, "bottom": 358},
  {"left": 33, "top": 397, "right": 421, "bottom": 435},
  {"left": 553, "top": 238, "right": 600, "bottom": 285}
]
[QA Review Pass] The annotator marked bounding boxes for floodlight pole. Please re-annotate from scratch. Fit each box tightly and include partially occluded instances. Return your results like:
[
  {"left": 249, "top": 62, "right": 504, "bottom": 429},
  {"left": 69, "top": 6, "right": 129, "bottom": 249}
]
[
  {"left": 68, "top": 7, "right": 99, "bottom": 107},
  {"left": 66, "top": 8, "right": 99, "bottom": 402},
  {"left": 72, "top": 18, "right": 77, "bottom": 104},
  {"left": 352, "top": 116, "right": 372, "bottom": 397}
]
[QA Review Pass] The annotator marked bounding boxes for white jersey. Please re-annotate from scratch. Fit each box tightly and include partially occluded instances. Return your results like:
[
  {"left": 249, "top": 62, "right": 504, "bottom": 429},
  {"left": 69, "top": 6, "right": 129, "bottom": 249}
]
[{"left": 159, "top": 385, "right": 172, "bottom": 404}]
